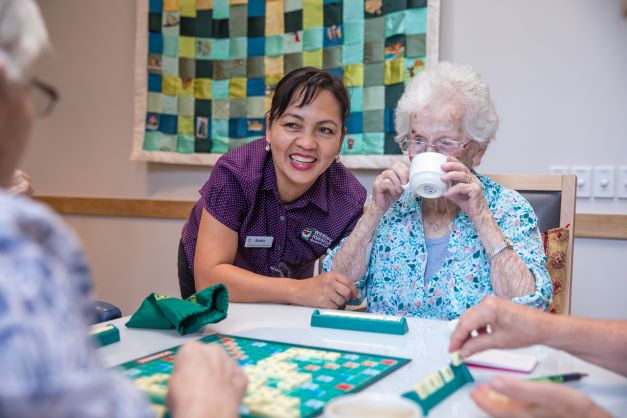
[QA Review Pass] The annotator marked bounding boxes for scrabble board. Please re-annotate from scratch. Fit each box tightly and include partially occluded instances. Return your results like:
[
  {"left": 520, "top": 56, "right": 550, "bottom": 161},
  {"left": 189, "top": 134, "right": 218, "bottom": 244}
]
[{"left": 116, "top": 334, "right": 410, "bottom": 418}]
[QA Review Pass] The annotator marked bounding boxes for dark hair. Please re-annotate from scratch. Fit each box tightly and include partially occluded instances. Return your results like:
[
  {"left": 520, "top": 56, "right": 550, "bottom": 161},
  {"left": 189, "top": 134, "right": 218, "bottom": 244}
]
[{"left": 267, "top": 67, "right": 350, "bottom": 129}]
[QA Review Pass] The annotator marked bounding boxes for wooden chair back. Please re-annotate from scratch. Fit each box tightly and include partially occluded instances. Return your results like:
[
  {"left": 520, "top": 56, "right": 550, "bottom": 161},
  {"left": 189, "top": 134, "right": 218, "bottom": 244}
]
[{"left": 489, "top": 174, "right": 577, "bottom": 314}]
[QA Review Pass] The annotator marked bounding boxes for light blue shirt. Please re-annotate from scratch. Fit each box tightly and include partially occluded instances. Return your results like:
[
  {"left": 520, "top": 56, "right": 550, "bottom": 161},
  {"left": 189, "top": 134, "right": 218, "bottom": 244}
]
[
  {"left": 324, "top": 175, "right": 552, "bottom": 320},
  {"left": 0, "top": 192, "right": 151, "bottom": 417},
  {"left": 424, "top": 235, "right": 450, "bottom": 284}
]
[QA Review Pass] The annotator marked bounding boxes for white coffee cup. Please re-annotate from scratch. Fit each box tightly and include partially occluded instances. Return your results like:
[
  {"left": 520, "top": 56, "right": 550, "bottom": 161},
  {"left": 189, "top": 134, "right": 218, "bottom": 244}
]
[
  {"left": 401, "top": 152, "right": 449, "bottom": 198},
  {"left": 324, "top": 393, "right": 421, "bottom": 418}
]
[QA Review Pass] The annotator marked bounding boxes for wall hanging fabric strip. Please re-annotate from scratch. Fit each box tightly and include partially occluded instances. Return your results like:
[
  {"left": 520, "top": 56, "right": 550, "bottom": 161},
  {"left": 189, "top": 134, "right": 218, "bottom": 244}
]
[{"left": 132, "top": 0, "right": 440, "bottom": 168}]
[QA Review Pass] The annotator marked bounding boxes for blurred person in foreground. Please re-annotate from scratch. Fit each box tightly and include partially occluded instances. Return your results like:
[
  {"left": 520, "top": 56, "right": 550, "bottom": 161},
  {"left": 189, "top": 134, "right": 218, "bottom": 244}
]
[{"left": 0, "top": 0, "right": 246, "bottom": 416}]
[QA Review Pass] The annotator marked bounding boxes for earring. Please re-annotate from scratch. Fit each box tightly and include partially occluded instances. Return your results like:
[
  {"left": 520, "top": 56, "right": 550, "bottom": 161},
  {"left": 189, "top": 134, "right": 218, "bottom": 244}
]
[
  {"left": 335, "top": 154, "right": 340, "bottom": 163},
  {"left": 265, "top": 143, "right": 271, "bottom": 152}
]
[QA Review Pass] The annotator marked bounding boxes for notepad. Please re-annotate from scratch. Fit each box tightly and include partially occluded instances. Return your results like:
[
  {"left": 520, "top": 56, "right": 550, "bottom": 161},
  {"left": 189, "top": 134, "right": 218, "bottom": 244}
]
[{"left": 465, "top": 349, "right": 537, "bottom": 373}]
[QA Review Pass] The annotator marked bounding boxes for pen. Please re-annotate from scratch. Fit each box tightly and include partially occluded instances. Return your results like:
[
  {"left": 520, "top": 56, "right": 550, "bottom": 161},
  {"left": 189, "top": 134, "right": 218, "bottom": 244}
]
[{"left": 529, "top": 372, "right": 588, "bottom": 383}]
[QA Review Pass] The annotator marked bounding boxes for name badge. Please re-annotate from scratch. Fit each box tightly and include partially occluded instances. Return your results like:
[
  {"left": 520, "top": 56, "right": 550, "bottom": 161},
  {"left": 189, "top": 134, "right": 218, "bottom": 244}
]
[{"left": 245, "top": 236, "right": 274, "bottom": 248}]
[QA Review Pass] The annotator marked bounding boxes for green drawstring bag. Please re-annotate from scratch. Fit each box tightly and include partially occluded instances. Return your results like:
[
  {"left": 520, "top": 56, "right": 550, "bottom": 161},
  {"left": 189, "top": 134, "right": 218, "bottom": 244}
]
[{"left": 125, "top": 284, "right": 228, "bottom": 335}]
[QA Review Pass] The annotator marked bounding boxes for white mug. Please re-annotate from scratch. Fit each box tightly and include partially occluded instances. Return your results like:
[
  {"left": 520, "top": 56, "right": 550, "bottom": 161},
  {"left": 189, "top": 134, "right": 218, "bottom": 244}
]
[
  {"left": 401, "top": 152, "right": 449, "bottom": 198},
  {"left": 324, "top": 393, "right": 421, "bottom": 418}
]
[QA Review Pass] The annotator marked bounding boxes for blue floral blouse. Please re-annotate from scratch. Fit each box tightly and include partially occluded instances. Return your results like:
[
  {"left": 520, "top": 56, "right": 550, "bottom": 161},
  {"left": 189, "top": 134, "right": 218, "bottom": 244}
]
[{"left": 323, "top": 175, "right": 552, "bottom": 320}]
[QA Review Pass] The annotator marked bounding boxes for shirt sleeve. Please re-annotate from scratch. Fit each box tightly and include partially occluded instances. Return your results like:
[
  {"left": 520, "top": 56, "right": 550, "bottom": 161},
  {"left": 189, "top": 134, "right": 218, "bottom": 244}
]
[
  {"left": 0, "top": 209, "right": 152, "bottom": 418},
  {"left": 199, "top": 162, "right": 248, "bottom": 232},
  {"left": 498, "top": 194, "right": 553, "bottom": 310}
]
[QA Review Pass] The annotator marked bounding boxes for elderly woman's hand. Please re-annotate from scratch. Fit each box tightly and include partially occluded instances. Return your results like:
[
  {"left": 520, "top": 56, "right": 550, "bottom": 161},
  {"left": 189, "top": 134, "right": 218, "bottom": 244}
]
[
  {"left": 168, "top": 342, "right": 247, "bottom": 418},
  {"left": 441, "top": 157, "right": 488, "bottom": 222},
  {"left": 471, "top": 377, "right": 612, "bottom": 418},
  {"left": 371, "top": 161, "right": 409, "bottom": 215},
  {"left": 449, "top": 296, "right": 545, "bottom": 358}
]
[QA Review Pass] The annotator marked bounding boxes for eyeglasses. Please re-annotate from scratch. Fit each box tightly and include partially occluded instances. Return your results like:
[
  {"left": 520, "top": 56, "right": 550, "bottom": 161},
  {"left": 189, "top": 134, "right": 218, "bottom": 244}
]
[
  {"left": 28, "top": 78, "right": 59, "bottom": 118},
  {"left": 398, "top": 135, "right": 469, "bottom": 156}
]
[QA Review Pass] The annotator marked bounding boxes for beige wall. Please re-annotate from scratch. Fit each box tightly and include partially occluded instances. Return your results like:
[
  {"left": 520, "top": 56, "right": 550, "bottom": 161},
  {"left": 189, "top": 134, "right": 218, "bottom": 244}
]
[{"left": 24, "top": 0, "right": 627, "bottom": 318}]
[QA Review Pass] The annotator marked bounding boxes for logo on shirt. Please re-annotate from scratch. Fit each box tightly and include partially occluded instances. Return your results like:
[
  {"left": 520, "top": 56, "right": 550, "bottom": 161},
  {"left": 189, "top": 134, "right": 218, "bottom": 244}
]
[
  {"left": 301, "top": 227, "right": 332, "bottom": 247},
  {"left": 301, "top": 227, "right": 314, "bottom": 240}
]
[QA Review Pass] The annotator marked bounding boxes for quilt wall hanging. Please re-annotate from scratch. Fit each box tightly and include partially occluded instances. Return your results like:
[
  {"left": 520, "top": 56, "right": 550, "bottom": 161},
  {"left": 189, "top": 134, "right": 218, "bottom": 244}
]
[{"left": 132, "top": 0, "right": 440, "bottom": 169}]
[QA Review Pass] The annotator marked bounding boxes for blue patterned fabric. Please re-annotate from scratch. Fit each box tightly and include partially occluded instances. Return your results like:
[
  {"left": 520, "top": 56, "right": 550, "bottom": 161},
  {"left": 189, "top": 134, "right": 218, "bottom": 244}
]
[
  {"left": 0, "top": 192, "right": 151, "bottom": 417},
  {"left": 324, "top": 175, "right": 552, "bottom": 320}
]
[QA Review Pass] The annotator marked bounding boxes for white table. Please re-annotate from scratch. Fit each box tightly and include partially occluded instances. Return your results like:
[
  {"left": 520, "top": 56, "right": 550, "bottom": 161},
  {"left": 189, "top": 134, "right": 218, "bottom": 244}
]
[{"left": 98, "top": 303, "right": 627, "bottom": 417}]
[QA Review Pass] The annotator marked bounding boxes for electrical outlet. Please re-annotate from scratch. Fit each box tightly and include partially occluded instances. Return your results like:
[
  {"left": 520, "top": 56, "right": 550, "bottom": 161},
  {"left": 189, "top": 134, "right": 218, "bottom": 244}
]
[
  {"left": 549, "top": 165, "right": 569, "bottom": 175},
  {"left": 617, "top": 167, "right": 627, "bottom": 199},
  {"left": 593, "top": 166, "right": 615, "bottom": 198},
  {"left": 571, "top": 166, "right": 591, "bottom": 198}
]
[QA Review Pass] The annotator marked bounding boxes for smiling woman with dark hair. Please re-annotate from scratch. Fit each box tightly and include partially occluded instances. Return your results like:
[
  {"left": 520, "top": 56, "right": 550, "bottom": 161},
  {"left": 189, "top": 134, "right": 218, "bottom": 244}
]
[{"left": 179, "top": 67, "right": 366, "bottom": 308}]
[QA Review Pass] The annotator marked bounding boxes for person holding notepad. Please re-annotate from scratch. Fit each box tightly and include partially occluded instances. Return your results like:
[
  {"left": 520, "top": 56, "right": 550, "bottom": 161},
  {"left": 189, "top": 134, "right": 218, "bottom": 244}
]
[{"left": 450, "top": 296, "right": 626, "bottom": 417}]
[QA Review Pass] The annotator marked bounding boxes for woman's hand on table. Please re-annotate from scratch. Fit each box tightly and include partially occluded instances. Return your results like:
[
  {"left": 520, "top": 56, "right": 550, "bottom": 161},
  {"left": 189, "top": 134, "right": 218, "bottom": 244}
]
[
  {"left": 471, "top": 376, "right": 612, "bottom": 418},
  {"left": 371, "top": 162, "right": 409, "bottom": 216},
  {"left": 291, "top": 272, "right": 360, "bottom": 309},
  {"left": 168, "top": 342, "right": 247, "bottom": 418},
  {"left": 441, "top": 157, "right": 489, "bottom": 222}
]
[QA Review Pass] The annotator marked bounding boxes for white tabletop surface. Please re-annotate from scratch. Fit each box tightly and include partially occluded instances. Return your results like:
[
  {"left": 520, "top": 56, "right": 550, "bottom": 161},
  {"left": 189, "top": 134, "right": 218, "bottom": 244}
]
[{"left": 97, "top": 303, "right": 627, "bottom": 417}]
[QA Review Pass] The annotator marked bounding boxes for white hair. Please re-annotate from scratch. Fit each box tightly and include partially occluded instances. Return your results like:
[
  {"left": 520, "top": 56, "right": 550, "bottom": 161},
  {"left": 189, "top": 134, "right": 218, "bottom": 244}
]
[
  {"left": 395, "top": 61, "right": 499, "bottom": 145},
  {"left": 0, "top": 0, "right": 48, "bottom": 83}
]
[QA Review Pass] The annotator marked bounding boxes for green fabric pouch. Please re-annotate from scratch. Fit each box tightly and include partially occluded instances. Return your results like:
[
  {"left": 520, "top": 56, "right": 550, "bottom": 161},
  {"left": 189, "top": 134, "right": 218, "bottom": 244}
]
[{"left": 126, "top": 284, "right": 229, "bottom": 335}]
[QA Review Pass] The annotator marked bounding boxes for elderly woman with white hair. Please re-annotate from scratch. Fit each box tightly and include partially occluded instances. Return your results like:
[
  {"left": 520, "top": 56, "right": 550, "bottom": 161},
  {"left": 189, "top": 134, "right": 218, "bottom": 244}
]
[{"left": 324, "top": 62, "right": 552, "bottom": 319}]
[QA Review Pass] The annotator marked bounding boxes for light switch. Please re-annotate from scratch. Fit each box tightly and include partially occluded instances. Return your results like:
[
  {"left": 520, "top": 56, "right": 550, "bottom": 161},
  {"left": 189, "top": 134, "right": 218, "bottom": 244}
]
[
  {"left": 571, "top": 166, "right": 591, "bottom": 198},
  {"left": 617, "top": 167, "right": 627, "bottom": 199},
  {"left": 593, "top": 166, "right": 615, "bottom": 198}
]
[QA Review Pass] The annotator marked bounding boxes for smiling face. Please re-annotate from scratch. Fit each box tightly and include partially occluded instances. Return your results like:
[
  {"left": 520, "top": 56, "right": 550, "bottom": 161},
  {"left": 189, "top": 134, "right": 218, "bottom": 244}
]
[{"left": 266, "top": 88, "right": 344, "bottom": 203}]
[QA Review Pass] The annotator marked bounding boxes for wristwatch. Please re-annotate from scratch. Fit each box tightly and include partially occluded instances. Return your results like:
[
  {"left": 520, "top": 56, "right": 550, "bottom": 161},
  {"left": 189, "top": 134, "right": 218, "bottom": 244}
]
[{"left": 488, "top": 237, "right": 513, "bottom": 261}]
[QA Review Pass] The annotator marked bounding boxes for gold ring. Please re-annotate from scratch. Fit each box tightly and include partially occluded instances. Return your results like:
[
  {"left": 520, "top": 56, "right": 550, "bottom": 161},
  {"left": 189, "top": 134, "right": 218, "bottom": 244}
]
[{"left": 464, "top": 174, "right": 472, "bottom": 184}]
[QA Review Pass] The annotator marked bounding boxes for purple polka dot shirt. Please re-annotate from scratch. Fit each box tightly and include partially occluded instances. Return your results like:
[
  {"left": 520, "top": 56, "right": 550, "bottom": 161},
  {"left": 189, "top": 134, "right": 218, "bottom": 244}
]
[{"left": 181, "top": 139, "right": 366, "bottom": 279}]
